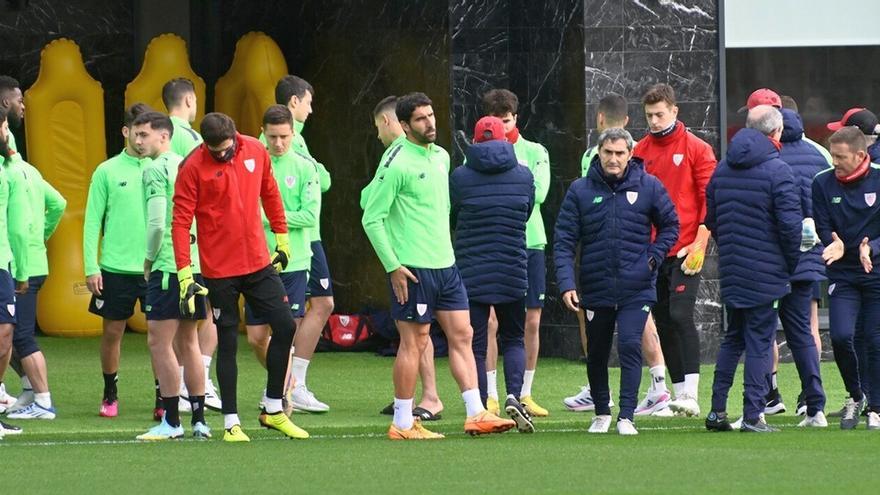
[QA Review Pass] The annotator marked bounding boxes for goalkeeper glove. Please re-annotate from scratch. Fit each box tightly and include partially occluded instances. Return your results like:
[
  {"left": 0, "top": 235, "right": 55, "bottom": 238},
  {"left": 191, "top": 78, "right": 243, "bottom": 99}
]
[
  {"left": 800, "top": 217, "right": 819, "bottom": 252},
  {"left": 272, "top": 232, "right": 290, "bottom": 272},
  {"left": 178, "top": 265, "right": 208, "bottom": 319},
  {"left": 677, "top": 225, "right": 711, "bottom": 275}
]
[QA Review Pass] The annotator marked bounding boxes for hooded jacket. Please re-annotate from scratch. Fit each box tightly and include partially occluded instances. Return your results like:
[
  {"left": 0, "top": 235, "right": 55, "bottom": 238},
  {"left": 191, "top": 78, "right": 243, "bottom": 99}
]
[
  {"left": 779, "top": 108, "right": 829, "bottom": 282},
  {"left": 554, "top": 156, "right": 679, "bottom": 308},
  {"left": 706, "top": 128, "right": 803, "bottom": 308},
  {"left": 450, "top": 140, "right": 535, "bottom": 304}
]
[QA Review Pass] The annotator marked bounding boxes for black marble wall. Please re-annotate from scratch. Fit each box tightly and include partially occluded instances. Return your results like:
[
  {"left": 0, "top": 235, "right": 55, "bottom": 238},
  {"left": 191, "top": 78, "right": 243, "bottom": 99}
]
[
  {"left": 0, "top": 0, "right": 135, "bottom": 159},
  {"left": 580, "top": 0, "right": 723, "bottom": 362}
]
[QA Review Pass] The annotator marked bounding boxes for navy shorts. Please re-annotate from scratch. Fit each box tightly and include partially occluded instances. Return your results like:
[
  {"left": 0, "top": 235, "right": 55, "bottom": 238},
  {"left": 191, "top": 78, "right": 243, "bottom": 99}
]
[
  {"left": 526, "top": 249, "right": 546, "bottom": 309},
  {"left": 88, "top": 270, "right": 147, "bottom": 320},
  {"left": 0, "top": 268, "right": 16, "bottom": 325},
  {"left": 811, "top": 281, "right": 823, "bottom": 301},
  {"left": 388, "top": 266, "right": 469, "bottom": 323},
  {"left": 245, "top": 270, "right": 308, "bottom": 324},
  {"left": 306, "top": 240, "right": 333, "bottom": 298},
  {"left": 145, "top": 271, "right": 207, "bottom": 321}
]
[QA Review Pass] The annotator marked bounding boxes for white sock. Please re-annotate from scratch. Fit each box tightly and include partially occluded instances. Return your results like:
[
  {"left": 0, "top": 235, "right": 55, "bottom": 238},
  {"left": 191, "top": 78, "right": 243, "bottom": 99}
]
[
  {"left": 224, "top": 413, "right": 241, "bottom": 429},
  {"left": 486, "top": 370, "right": 498, "bottom": 400},
  {"left": 649, "top": 365, "right": 667, "bottom": 393},
  {"left": 673, "top": 381, "right": 684, "bottom": 397},
  {"left": 35, "top": 392, "right": 52, "bottom": 408},
  {"left": 521, "top": 369, "right": 535, "bottom": 398},
  {"left": 770, "top": 371, "right": 778, "bottom": 390},
  {"left": 684, "top": 373, "right": 700, "bottom": 398},
  {"left": 264, "top": 398, "right": 283, "bottom": 414},
  {"left": 21, "top": 376, "right": 32, "bottom": 389},
  {"left": 393, "top": 398, "right": 414, "bottom": 430},
  {"left": 291, "top": 357, "right": 310, "bottom": 389},
  {"left": 462, "top": 388, "right": 484, "bottom": 417}
]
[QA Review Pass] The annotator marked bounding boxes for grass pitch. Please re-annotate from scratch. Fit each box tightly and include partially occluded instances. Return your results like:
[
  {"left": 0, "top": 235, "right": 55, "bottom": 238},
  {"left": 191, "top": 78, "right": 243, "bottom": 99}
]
[{"left": 0, "top": 334, "right": 874, "bottom": 494}]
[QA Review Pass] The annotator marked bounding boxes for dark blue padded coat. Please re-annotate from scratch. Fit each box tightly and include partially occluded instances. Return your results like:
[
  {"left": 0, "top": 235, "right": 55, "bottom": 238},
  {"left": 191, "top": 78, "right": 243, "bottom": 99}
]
[
  {"left": 554, "top": 156, "right": 678, "bottom": 308},
  {"left": 450, "top": 140, "right": 535, "bottom": 304},
  {"left": 779, "top": 108, "right": 828, "bottom": 282},
  {"left": 706, "top": 128, "right": 803, "bottom": 308}
]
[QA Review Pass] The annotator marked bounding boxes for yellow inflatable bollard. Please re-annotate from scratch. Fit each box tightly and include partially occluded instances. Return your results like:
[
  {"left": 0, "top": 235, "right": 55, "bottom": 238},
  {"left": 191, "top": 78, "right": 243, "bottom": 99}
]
[
  {"left": 24, "top": 39, "right": 105, "bottom": 337},
  {"left": 215, "top": 32, "right": 288, "bottom": 137},
  {"left": 125, "top": 33, "right": 206, "bottom": 128}
]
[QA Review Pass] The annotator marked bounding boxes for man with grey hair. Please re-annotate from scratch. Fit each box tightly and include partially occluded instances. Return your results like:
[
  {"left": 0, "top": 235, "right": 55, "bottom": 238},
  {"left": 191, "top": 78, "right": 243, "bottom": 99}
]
[
  {"left": 704, "top": 104, "right": 803, "bottom": 433},
  {"left": 554, "top": 127, "right": 678, "bottom": 435}
]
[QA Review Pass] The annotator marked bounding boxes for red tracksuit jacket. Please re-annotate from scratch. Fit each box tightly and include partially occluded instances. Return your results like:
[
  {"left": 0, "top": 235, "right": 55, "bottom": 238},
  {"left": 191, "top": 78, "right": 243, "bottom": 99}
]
[
  {"left": 634, "top": 121, "right": 716, "bottom": 256},
  {"left": 172, "top": 133, "right": 287, "bottom": 278}
]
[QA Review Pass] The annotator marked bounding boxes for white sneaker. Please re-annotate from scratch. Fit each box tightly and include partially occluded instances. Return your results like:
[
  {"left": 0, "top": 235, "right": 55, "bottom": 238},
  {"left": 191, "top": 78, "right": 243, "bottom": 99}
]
[
  {"left": 179, "top": 396, "right": 192, "bottom": 412},
  {"left": 205, "top": 378, "right": 222, "bottom": 411},
  {"left": 6, "top": 402, "right": 56, "bottom": 420},
  {"left": 635, "top": 390, "right": 671, "bottom": 416},
  {"left": 563, "top": 385, "right": 614, "bottom": 412},
  {"left": 290, "top": 386, "right": 329, "bottom": 413},
  {"left": 6, "top": 388, "right": 34, "bottom": 414},
  {"left": 0, "top": 383, "right": 18, "bottom": 413},
  {"left": 588, "top": 414, "right": 612, "bottom": 433},
  {"left": 616, "top": 418, "right": 638, "bottom": 435},
  {"left": 798, "top": 411, "right": 828, "bottom": 428},
  {"left": 652, "top": 406, "right": 674, "bottom": 417},
  {"left": 867, "top": 411, "right": 880, "bottom": 430},
  {"left": 668, "top": 394, "right": 701, "bottom": 417}
]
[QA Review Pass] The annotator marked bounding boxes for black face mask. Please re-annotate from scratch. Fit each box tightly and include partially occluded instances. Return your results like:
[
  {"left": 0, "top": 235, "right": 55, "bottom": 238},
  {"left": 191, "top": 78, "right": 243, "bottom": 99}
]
[{"left": 210, "top": 138, "right": 236, "bottom": 163}]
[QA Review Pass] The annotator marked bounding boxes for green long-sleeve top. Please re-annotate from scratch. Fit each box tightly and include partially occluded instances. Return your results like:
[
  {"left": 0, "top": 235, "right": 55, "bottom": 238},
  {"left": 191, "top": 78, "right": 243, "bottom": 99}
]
[
  {"left": 83, "top": 150, "right": 146, "bottom": 276},
  {"left": 143, "top": 151, "right": 201, "bottom": 274},
  {"left": 261, "top": 150, "right": 320, "bottom": 272},
  {"left": 0, "top": 157, "right": 30, "bottom": 281},
  {"left": 512, "top": 136, "right": 550, "bottom": 249},
  {"left": 361, "top": 137, "right": 455, "bottom": 272},
  {"left": 169, "top": 115, "right": 203, "bottom": 158},
  {"left": 10, "top": 155, "right": 66, "bottom": 277}
]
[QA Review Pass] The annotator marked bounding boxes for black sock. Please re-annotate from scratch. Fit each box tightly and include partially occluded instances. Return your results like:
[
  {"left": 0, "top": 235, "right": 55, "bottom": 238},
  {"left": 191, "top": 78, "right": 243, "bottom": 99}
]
[
  {"left": 154, "top": 379, "right": 162, "bottom": 408},
  {"left": 162, "top": 396, "right": 180, "bottom": 427},
  {"left": 189, "top": 395, "right": 205, "bottom": 425},
  {"left": 103, "top": 373, "right": 118, "bottom": 402}
]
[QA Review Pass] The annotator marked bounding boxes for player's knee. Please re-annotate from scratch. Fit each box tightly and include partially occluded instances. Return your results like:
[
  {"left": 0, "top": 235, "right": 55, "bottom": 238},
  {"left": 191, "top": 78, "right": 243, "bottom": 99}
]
[{"left": 447, "top": 325, "right": 474, "bottom": 350}]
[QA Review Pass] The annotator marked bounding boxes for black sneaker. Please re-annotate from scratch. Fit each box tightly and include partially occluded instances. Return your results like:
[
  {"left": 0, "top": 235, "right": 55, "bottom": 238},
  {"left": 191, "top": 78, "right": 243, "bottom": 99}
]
[
  {"left": 764, "top": 393, "right": 786, "bottom": 415},
  {"left": 840, "top": 396, "right": 865, "bottom": 430},
  {"left": 740, "top": 418, "right": 779, "bottom": 433},
  {"left": 705, "top": 411, "right": 733, "bottom": 432},
  {"left": 504, "top": 396, "right": 535, "bottom": 433},
  {"left": 380, "top": 402, "right": 394, "bottom": 415}
]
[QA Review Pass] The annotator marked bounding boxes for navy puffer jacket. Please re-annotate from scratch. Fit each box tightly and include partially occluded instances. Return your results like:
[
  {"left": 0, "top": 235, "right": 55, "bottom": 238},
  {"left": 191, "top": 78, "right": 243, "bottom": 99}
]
[
  {"left": 554, "top": 156, "right": 679, "bottom": 308},
  {"left": 780, "top": 108, "right": 828, "bottom": 282},
  {"left": 706, "top": 128, "right": 803, "bottom": 308},
  {"left": 450, "top": 140, "right": 535, "bottom": 304}
]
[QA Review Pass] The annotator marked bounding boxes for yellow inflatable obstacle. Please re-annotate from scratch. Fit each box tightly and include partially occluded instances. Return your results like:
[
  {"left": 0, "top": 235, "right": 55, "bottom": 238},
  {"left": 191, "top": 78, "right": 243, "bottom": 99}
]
[
  {"left": 125, "top": 33, "right": 206, "bottom": 128},
  {"left": 215, "top": 32, "right": 288, "bottom": 138},
  {"left": 24, "top": 39, "right": 105, "bottom": 337}
]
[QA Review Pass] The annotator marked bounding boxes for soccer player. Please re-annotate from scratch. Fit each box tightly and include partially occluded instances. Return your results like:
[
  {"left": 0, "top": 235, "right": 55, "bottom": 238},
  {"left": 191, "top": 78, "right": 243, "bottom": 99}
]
[
  {"left": 0, "top": 109, "right": 66, "bottom": 420},
  {"left": 272, "top": 75, "right": 332, "bottom": 412},
  {"left": 565, "top": 94, "right": 673, "bottom": 416},
  {"left": 172, "top": 112, "right": 307, "bottom": 441},
  {"left": 634, "top": 84, "right": 716, "bottom": 417},
  {"left": 244, "top": 105, "right": 319, "bottom": 413},
  {"left": 0, "top": 76, "right": 24, "bottom": 153},
  {"left": 812, "top": 126, "right": 880, "bottom": 430},
  {"left": 129, "top": 112, "right": 210, "bottom": 440},
  {"left": 362, "top": 92, "right": 515, "bottom": 439},
  {"left": 84, "top": 103, "right": 151, "bottom": 418},
  {"left": 704, "top": 105, "right": 803, "bottom": 433},
  {"left": 481, "top": 89, "right": 550, "bottom": 417},
  {"left": 0, "top": 107, "right": 26, "bottom": 436},
  {"left": 368, "top": 96, "right": 444, "bottom": 421},
  {"left": 451, "top": 116, "right": 535, "bottom": 432},
  {"left": 555, "top": 127, "right": 678, "bottom": 435},
  {"left": 161, "top": 77, "right": 221, "bottom": 412}
]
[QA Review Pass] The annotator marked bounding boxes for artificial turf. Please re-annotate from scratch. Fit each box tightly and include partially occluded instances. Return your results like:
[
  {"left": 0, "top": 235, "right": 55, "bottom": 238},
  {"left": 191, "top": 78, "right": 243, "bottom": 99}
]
[{"left": 0, "top": 334, "right": 874, "bottom": 494}]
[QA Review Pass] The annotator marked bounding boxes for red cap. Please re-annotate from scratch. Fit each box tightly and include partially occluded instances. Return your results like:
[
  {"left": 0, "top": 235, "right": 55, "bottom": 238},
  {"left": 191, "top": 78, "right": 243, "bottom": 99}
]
[
  {"left": 738, "top": 88, "right": 781, "bottom": 113},
  {"left": 473, "top": 116, "right": 505, "bottom": 143},
  {"left": 827, "top": 107, "right": 879, "bottom": 134}
]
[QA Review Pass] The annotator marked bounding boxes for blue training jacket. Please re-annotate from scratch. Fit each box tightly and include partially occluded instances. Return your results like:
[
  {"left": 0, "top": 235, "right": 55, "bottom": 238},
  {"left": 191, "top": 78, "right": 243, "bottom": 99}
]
[
  {"left": 706, "top": 128, "right": 803, "bottom": 308},
  {"left": 812, "top": 161, "right": 880, "bottom": 283},
  {"left": 554, "top": 156, "right": 678, "bottom": 308},
  {"left": 450, "top": 140, "right": 535, "bottom": 304},
  {"left": 779, "top": 108, "right": 828, "bottom": 282}
]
